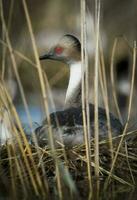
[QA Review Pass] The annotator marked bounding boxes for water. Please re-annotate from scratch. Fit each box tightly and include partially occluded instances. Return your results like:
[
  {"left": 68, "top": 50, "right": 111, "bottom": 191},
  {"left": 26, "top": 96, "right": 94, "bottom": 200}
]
[{"left": 16, "top": 105, "right": 44, "bottom": 124}]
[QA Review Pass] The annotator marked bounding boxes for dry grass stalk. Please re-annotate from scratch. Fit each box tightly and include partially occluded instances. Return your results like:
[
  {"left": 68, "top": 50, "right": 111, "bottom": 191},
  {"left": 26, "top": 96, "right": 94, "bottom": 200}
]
[
  {"left": 80, "top": 0, "right": 93, "bottom": 198},
  {"left": 93, "top": 0, "right": 101, "bottom": 195},
  {"left": 105, "top": 41, "right": 137, "bottom": 188},
  {"left": 99, "top": 43, "right": 114, "bottom": 161},
  {"left": 110, "top": 38, "right": 123, "bottom": 123}
]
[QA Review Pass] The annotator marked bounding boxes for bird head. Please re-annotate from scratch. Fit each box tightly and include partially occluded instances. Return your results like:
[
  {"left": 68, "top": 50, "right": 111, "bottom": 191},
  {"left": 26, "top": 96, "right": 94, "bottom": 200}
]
[{"left": 39, "top": 34, "right": 81, "bottom": 65}]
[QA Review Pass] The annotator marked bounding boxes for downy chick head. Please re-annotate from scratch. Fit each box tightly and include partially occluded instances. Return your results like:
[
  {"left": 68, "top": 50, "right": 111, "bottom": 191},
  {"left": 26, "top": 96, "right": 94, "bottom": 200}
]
[{"left": 40, "top": 34, "right": 81, "bottom": 65}]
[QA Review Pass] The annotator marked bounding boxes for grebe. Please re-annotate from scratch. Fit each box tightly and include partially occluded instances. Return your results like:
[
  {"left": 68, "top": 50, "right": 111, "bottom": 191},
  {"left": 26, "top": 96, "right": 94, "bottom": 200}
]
[{"left": 35, "top": 34, "right": 123, "bottom": 147}]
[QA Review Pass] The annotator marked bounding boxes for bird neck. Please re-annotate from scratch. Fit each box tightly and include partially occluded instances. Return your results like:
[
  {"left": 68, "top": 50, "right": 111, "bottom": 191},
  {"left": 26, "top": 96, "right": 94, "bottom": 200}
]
[{"left": 65, "top": 61, "right": 82, "bottom": 108}]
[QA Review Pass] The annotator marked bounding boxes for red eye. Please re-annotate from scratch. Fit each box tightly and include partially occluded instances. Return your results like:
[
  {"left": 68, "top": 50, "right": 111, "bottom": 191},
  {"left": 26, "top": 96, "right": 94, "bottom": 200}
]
[{"left": 55, "top": 47, "right": 63, "bottom": 54}]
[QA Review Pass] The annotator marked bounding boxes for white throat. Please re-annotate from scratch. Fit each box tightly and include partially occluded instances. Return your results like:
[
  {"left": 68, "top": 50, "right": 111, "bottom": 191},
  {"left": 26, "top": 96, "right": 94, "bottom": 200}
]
[{"left": 65, "top": 61, "right": 82, "bottom": 107}]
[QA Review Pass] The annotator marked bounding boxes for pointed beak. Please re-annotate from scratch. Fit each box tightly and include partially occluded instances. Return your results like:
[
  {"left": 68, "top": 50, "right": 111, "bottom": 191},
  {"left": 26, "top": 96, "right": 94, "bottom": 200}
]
[
  {"left": 39, "top": 53, "right": 51, "bottom": 60},
  {"left": 39, "top": 51, "right": 60, "bottom": 62}
]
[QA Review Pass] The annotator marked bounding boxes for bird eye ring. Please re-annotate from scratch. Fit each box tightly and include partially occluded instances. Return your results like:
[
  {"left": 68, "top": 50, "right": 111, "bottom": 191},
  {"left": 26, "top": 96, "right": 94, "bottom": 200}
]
[{"left": 54, "top": 47, "right": 63, "bottom": 54}]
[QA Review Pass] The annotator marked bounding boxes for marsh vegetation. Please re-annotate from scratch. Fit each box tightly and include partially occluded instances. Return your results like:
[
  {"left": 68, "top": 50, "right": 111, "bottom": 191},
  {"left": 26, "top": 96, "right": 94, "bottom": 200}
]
[{"left": 0, "top": 0, "right": 137, "bottom": 199}]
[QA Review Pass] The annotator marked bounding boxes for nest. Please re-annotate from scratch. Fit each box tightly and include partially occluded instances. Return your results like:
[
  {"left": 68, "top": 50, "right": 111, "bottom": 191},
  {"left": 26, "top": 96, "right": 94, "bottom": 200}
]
[{"left": 0, "top": 131, "right": 137, "bottom": 200}]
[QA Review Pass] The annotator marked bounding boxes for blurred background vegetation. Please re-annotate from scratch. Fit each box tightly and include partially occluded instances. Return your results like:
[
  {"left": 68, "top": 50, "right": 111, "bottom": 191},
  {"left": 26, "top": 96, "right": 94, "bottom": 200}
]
[{"left": 0, "top": 0, "right": 137, "bottom": 124}]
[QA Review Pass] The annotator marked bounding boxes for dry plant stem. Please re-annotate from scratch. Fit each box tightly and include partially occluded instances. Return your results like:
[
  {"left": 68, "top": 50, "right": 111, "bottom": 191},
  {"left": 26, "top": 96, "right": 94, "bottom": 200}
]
[
  {"left": 0, "top": 0, "right": 33, "bottom": 132},
  {"left": 22, "top": 0, "right": 55, "bottom": 152},
  {"left": 42, "top": 73, "right": 71, "bottom": 193},
  {"left": 12, "top": 153, "right": 28, "bottom": 196},
  {"left": 0, "top": 2, "right": 47, "bottom": 196},
  {"left": 0, "top": 39, "right": 67, "bottom": 88},
  {"left": 43, "top": 73, "right": 68, "bottom": 163},
  {"left": 21, "top": 0, "right": 53, "bottom": 149},
  {"left": 106, "top": 41, "right": 136, "bottom": 187},
  {"left": 94, "top": 0, "right": 100, "bottom": 195},
  {"left": 0, "top": 39, "right": 36, "bottom": 66},
  {"left": 113, "top": 149, "right": 137, "bottom": 161},
  {"left": 0, "top": 90, "right": 27, "bottom": 197},
  {"left": 0, "top": 97, "right": 29, "bottom": 195},
  {"left": 0, "top": 7, "right": 44, "bottom": 192},
  {"left": 1, "top": 82, "right": 49, "bottom": 197},
  {"left": 8, "top": 36, "right": 67, "bottom": 189},
  {"left": 125, "top": 141, "right": 135, "bottom": 184},
  {"left": 2, "top": 19, "right": 5, "bottom": 78},
  {"left": 110, "top": 38, "right": 123, "bottom": 124},
  {"left": 49, "top": 67, "right": 67, "bottom": 86},
  {"left": 7, "top": 144, "right": 17, "bottom": 198},
  {"left": 22, "top": 0, "right": 63, "bottom": 199},
  {"left": 0, "top": 84, "right": 41, "bottom": 196},
  {"left": 0, "top": 38, "right": 50, "bottom": 184},
  {"left": 0, "top": 36, "right": 70, "bottom": 166},
  {"left": 122, "top": 35, "right": 133, "bottom": 54},
  {"left": 1, "top": 0, "right": 14, "bottom": 79},
  {"left": 71, "top": 150, "right": 133, "bottom": 187},
  {"left": 0, "top": 38, "right": 67, "bottom": 89},
  {"left": 80, "top": 0, "right": 93, "bottom": 199},
  {"left": 7, "top": 144, "right": 27, "bottom": 197},
  {"left": 99, "top": 43, "right": 114, "bottom": 161}
]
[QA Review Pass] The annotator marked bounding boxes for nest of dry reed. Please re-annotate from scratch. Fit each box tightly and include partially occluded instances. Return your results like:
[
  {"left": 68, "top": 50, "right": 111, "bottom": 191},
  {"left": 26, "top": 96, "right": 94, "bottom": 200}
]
[{"left": 0, "top": 130, "right": 137, "bottom": 199}]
